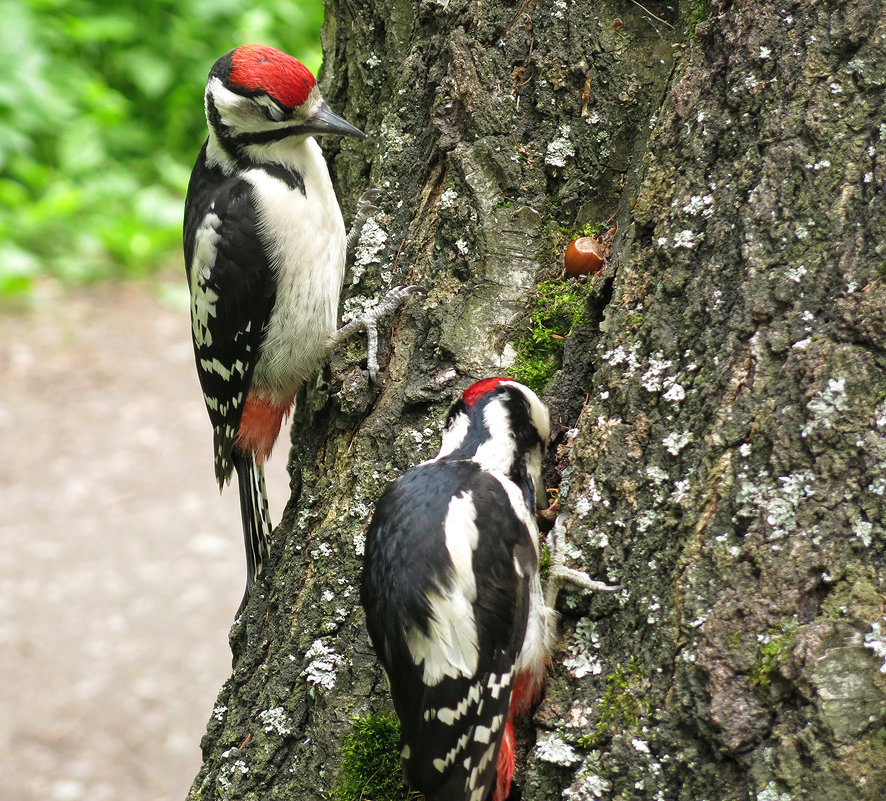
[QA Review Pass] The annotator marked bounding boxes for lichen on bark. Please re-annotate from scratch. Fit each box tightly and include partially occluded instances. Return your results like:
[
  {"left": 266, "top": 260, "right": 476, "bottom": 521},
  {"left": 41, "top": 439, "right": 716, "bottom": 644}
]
[{"left": 187, "top": 1, "right": 886, "bottom": 800}]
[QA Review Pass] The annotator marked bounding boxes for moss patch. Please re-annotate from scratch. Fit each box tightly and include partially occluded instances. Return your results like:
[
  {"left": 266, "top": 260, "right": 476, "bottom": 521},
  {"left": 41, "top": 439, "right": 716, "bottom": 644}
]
[
  {"left": 684, "top": 0, "right": 711, "bottom": 38},
  {"left": 509, "top": 279, "right": 589, "bottom": 394},
  {"left": 578, "top": 660, "right": 649, "bottom": 748},
  {"left": 333, "top": 714, "right": 412, "bottom": 801},
  {"left": 750, "top": 620, "right": 800, "bottom": 689}
]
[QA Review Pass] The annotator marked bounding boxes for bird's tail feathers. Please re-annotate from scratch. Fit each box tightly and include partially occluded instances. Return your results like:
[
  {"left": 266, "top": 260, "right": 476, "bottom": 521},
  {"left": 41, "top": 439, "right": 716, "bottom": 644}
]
[{"left": 233, "top": 451, "right": 273, "bottom": 614}]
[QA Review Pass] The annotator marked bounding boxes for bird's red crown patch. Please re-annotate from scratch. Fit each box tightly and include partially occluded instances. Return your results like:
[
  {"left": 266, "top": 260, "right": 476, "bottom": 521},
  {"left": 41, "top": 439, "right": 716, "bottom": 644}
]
[
  {"left": 230, "top": 44, "right": 316, "bottom": 109},
  {"left": 462, "top": 377, "right": 509, "bottom": 408}
]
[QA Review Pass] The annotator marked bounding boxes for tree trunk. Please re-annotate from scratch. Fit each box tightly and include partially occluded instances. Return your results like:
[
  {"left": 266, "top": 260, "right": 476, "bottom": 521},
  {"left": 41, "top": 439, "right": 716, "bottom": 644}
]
[{"left": 187, "top": 1, "right": 886, "bottom": 800}]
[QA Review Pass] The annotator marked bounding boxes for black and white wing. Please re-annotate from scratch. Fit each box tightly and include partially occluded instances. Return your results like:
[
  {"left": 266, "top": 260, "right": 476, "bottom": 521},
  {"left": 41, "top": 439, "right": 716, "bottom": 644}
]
[{"left": 183, "top": 144, "right": 275, "bottom": 486}]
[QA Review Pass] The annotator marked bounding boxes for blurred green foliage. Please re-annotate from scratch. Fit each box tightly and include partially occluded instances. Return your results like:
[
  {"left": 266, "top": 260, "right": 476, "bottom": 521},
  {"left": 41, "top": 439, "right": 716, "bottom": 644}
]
[{"left": 0, "top": 0, "right": 323, "bottom": 295}]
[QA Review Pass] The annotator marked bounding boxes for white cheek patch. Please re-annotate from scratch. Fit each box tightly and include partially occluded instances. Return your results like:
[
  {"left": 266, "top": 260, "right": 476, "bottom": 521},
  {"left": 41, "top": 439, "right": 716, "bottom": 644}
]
[
  {"left": 207, "top": 78, "right": 275, "bottom": 133},
  {"left": 471, "top": 398, "right": 516, "bottom": 474},
  {"left": 434, "top": 412, "right": 470, "bottom": 461}
]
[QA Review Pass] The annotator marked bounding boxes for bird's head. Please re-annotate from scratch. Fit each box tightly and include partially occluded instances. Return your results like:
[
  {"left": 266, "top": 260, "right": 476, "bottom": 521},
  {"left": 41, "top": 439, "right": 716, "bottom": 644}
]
[
  {"left": 204, "top": 44, "right": 365, "bottom": 163},
  {"left": 438, "top": 378, "right": 551, "bottom": 509}
]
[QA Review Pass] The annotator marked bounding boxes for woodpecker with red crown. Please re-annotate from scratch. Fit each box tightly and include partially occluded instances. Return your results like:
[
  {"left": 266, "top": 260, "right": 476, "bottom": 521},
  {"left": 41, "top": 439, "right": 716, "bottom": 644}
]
[
  {"left": 184, "top": 44, "right": 417, "bottom": 613},
  {"left": 361, "top": 378, "right": 618, "bottom": 801}
]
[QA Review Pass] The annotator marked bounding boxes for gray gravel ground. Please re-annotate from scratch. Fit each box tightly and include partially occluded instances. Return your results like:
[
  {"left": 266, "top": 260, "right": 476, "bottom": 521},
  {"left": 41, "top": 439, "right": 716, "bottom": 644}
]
[{"left": 0, "top": 280, "right": 290, "bottom": 801}]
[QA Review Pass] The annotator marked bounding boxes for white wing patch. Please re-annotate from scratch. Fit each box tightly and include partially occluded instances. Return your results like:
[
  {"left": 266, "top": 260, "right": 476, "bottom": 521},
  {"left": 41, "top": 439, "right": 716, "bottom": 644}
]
[
  {"left": 405, "top": 491, "right": 480, "bottom": 686},
  {"left": 425, "top": 678, "right": 483, "bottom": 724},
  {"left": 432, "top": 732, "right": 470, "bottom": 773},
  {"left": 190, "top": 212, "right": 222, "bottom": 348},
  {"left": 466, "top": 728, "right": 502, "bottom": 800},
  {"left": 198, "top": 357, "right": 248, "bottom": 382}
]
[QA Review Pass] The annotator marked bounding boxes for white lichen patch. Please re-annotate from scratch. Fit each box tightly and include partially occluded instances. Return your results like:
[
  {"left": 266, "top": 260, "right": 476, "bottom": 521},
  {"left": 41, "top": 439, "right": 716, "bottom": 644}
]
[
  {"left": 662, "top": 431, "right": 693, "bottom": 455},
  {"left": 601, "top": 343, "right": 642, "bottom": 376},
  {"left": 340, "top": 293, "right": 383, "bottom": 325},
  {"left": 863, "top": 618, "right": 886, "bottom": 673},
  {"left": 584, "top": 528, "right": 610, "bottom": 549},
  {"left": 646, "top": 465, "right": 669, "bottom": 484},
  {"left": 438, "top": 187, "right": 458, "bottom": 208},
  {"left": 563, "top": 618, "right": 603, "bottom": 678},
  {"left": 535, "top": 733, "right": 581, "bottom": 766},
  {"left": 259, "top": 707, "right": 292, "bottom": 736},
  {"left": 351, "top": 217, "right": 389, "bottom": 285},
  {"left": 737, "top": 469, "right": 815, "bottom": 539},
  {"left": 217, "top": 751, "right": 250, "bottom": 791},
  {"left": 641, "top": 355, "right": 673, "bottom": 393},
  {"left": 636, "top": 510, "right": 657, "bottom": 534},
  {"left": 310, "top": 541, "right": 333, "bottom": 560},
  {"left": 563, "top": 703, "right": 594, "bottom": 728},
  {"left": 563, "top": 767, "right": 612, "bottom": 800},
  {"left": 681, "top": 194, "right": 714, "bottom": 217},
  {"left": 545, "top": 124, "right": 575, "bottom": 167},
  {"left": 349, "top": 500, "right": 371, "bottom": 520},
  {"left": 662, "top": 379, "right": 686, "bottom": 402},
  {"left": 301, "top": 640, "right": 344, "bottom": 691},
  {"left": 670, "top": 479, "right": 691, "bottom": 505},
  {"left": 757, "top": 781, "right": 792, "bottom": 801},
  {"left": 785, "top": 264, "right": 808, "bottom": 283},
  {"left": 574, "top": 495, "right": 593, "bottom": 518},
  {"left": 576, "top": 474, "right": 610, "bottom": 514},
  {"left": 853, "top": 518, "right": 874, "bottom": 547},
  {"left": 645, "top": 600, "right": 662, "bottom": 625},
  {"left": 802, "top": 377, "right": 848, "bottom": 436},
  {"left": 673, "top": 229, "right": 700, "bottom": 249},
  {"left": 212, "top": 705, "right": 227, "bottom": 722},
  {"left": 563, "top": 650, "right": 603, "bottom": 678}
]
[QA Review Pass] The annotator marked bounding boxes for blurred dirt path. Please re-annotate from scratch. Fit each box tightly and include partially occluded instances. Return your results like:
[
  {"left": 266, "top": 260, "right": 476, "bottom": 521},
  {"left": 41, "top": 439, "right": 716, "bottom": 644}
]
[{"left": 0, "top": 280, "right": 290, "bottom": 801}]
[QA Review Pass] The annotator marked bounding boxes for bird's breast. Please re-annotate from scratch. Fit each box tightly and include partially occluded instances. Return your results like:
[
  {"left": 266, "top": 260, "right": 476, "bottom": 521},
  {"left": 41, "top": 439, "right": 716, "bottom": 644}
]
[{"left": 245, "top": 140, "right": 346, "bottom": 400}]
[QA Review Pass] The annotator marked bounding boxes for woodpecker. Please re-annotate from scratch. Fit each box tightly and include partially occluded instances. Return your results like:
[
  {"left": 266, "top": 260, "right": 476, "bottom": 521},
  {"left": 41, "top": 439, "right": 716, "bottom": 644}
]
[
  {"left": 184, "top": 44, "right": 416, "bottom": 613},
  {"left": 361, "top": 378, "right": 617, "bottom": 801}
]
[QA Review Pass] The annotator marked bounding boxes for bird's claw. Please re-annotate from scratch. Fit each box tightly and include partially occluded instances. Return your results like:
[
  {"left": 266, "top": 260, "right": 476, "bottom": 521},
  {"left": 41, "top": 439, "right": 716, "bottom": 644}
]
[
  {"left": 329, "top": 285, "right": 424, "bottom": 383},
  {"left": 363, "top": 286, "right": 424, "bottom": 383},
  {"left": 544, "top": 517, "right": 621, "bottom": 608}
]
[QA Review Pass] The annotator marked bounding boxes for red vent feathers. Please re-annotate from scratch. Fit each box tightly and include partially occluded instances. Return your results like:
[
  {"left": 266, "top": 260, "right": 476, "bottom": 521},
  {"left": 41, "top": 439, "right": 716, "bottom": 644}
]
[{"left": 229, "top": 44, "right": 316, "bottom": 109}]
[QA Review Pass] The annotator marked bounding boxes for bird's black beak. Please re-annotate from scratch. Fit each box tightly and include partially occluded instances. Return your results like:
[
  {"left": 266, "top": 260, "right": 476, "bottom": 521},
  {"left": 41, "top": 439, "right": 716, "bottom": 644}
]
[{"left": 301, "top": 102, "right": 367, "bottom": 139}]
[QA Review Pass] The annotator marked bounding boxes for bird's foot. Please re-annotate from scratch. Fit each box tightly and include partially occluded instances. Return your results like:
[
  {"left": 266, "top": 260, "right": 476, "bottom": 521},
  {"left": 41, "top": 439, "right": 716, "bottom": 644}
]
[
  {"left": 329, "top": 285, "right": 424, "bottom": 382},
  {"left": 346, "top": 188, "right": 382, "bottom": 259},
  {"left": 544, "top": 517, "right": 621, "bottom": 609}
]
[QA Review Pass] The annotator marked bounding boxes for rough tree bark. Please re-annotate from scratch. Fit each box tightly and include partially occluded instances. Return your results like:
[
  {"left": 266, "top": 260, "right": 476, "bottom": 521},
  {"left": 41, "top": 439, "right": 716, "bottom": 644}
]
[{"left": 187, "top": 1, "right": 886, "bottom": 799}]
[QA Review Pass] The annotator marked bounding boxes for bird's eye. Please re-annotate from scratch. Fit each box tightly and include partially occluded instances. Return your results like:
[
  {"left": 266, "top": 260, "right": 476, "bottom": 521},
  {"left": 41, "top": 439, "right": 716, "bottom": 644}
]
[{"left": 262, "top": 103, "right": 286, "bottom": 122}]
